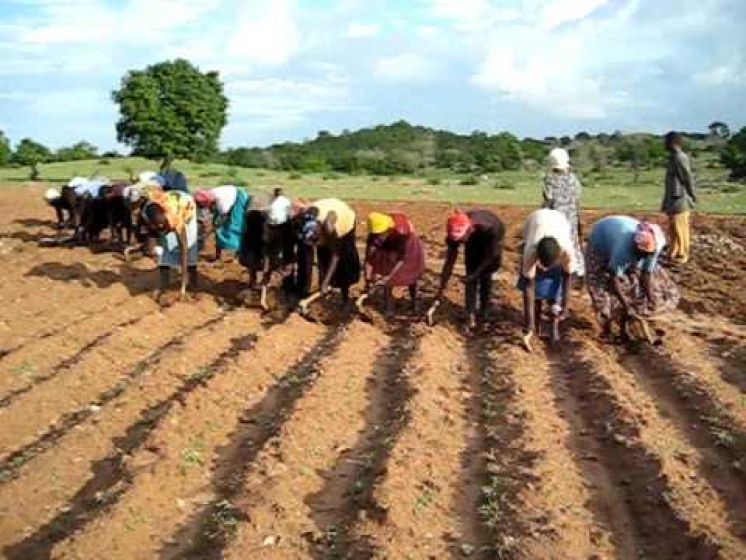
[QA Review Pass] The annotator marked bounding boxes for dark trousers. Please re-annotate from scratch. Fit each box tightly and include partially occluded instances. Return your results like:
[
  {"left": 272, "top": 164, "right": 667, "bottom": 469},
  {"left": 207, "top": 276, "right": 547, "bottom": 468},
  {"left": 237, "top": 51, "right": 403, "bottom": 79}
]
[{"left": 465, "top": 273, "right": 493, "bottom": 318}]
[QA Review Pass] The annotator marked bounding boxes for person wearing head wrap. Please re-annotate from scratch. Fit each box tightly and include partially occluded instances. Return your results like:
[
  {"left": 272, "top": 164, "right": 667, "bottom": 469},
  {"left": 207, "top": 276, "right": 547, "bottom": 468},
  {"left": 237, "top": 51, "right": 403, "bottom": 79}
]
[
  {"left": 586, "top": 215, "right": 679, "bottom": 340},
  {"left": 364, "top": 211, "right": 426, "bottom": 315},
  {"left": 43, "top": 187, "right": 71, "bottom": 229},
  {"left": 193, "top": 185, "right": 249, "bottom": 261},
  {"left": 139, "top": 190, "right": 199, "bottom": 302},
  {"left": 235, "top": 189, "right": 275, "bottom": 288},
  {"left": 543, "top": 147, "right": 585, "bottom": 283},
  {"left": 295, "top": 198, "right": 360, "bottom": 302},
  {"left": 436, "top": 209, "right": 505, "bottom": 329}
]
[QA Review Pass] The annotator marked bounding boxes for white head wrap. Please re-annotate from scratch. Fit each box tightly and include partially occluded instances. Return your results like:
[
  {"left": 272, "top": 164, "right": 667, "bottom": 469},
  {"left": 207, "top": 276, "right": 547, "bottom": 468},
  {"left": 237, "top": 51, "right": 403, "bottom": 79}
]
[
  {"left": 44, "top": 187, "right": 61, "bottom": 201},
  {"left": 548, "top": 148, "right": 570, "bottom": 171},
  {"left": 67, "top": 176, "right": 88, "bottom": 188},
  {"left": 138, "top": 171, "right": 159, "bottom": 183}
]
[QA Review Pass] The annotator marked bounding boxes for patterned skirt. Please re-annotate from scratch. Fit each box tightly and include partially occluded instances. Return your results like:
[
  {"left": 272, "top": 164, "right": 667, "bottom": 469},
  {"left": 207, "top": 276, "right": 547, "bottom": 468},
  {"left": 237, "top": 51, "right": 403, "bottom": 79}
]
[{"left": 585, "top": 245, "right": 679, "bottom": 323}]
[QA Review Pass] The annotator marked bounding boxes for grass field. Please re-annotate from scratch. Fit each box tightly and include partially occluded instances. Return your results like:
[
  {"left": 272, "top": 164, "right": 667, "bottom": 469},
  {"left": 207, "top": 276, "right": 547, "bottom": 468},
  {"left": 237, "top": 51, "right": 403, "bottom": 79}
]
[{"left": 1, "top": 156, "right": 743, "bottom": 213}]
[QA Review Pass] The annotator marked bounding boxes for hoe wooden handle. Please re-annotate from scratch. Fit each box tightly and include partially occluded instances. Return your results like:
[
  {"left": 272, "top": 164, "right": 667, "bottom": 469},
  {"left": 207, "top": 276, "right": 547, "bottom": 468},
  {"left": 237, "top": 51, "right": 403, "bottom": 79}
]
[
  {"left": 425, "top": 299, "right": 441, "bottom": 326},
  {"left": 298, "top": 291, "right": 324, "bottom": 314}
]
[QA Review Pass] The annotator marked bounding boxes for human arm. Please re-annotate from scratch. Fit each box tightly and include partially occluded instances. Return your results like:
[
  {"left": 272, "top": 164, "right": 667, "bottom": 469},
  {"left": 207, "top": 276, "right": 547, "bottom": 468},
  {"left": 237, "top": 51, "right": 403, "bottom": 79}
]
[
  {"left": 610, "top": 275, "right": 633, "bottom": 316},
  {"left": 675, "top": 152, "right": 696, "bottom": 202},
  {"left": 320, "top": 248, "right": 340, "bottom": 294},
  {"left": 178, "top": 227, "right": 189, "bottom": 298}
]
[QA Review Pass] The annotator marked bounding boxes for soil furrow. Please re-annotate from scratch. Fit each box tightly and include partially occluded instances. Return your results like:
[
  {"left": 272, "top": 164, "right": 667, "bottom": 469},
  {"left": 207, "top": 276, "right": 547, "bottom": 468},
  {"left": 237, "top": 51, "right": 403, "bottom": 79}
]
[
  {"left": 348, "top": 325, "right": 489, "bottom": 559},
  {"left": 560, "top": 340, "right": 722, "bottom": 559},
  {"left": 0, "top": 308, "right": 264, "bottom": 550},
  {"left": 474, "top": 326, "right": 619, "bottom": 560},
  {"left": 2, "top": 329, "right": 259, "bottom": 560},
  {"left": 304, "top": 324, "right": 420, "bottom": 559},
  {"left": 0, "top": 308, "right": 226, "bottom": 482},
  {"left": 50, "top": 315, "right": 327, "bottom": 560},
  {"left": 466, "top": 334, "right": 534, "bottom": 560},
  {"left": 618, "top": 346, "right": 746, "bottom": 537},
  {"left": 162, "top": 319, "right": 358, "bottom": 559},
  {"left": 576, "top": 337, "right": 745, "bottom": 558},
  {"left": 0, "top": 297, "right": 158, "bottom": 408},
  {"left": 546, "top": 350, "right": 639, "bottom": 559},
  {"left": 0, "top": 299, "right": 222, "bottom": 454},
  {"left": 0, "top": 294, "right": 134, "bottom": 361}
]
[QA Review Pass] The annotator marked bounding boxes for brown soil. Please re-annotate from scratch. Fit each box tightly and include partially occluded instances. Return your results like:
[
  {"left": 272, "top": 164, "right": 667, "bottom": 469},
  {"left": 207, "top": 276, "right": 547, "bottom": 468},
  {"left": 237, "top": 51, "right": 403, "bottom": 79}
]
[{"left": 0, "top": 186, "right": 744, "bottom": 559}]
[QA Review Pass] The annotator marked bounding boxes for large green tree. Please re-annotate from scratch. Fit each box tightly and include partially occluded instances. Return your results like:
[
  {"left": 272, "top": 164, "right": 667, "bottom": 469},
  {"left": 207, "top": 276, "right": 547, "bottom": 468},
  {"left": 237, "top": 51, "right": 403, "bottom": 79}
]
[
  {"left": 722, "top": 126, "right": 746, "bottom": 180},
  {"left": 56, "top": 140, "right": 98, "bottom": 161},
  {"left": 12, "top": 138, "right": 51, "bottom": 179},
  {"left": 112, "top": 59, "right": 228, "bottom": 161},
  {"left": 0, "top": 130, "right": 11, "bottom": 166}
]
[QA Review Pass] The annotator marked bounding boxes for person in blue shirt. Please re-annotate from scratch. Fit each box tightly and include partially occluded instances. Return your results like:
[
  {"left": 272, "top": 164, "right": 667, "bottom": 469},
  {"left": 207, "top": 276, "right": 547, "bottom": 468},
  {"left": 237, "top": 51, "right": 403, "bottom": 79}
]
[{"left": 586, "top": 215, "right": 680, "bottom": 340}]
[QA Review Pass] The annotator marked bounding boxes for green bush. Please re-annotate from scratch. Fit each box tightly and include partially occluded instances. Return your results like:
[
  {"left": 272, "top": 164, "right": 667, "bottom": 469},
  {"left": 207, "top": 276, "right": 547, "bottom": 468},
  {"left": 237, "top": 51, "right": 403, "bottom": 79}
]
[
  {"left": 288, "top": 172, "right": 303, "bottom": 180},
  {"left": 492, "top": 179, "right": 515, "bottom": 190},
  {"left": 427, "top": 177, "right": 442, "bottom": 185},
  {"left": 460, "top": 175, "right": 479, "bottom": 186}
]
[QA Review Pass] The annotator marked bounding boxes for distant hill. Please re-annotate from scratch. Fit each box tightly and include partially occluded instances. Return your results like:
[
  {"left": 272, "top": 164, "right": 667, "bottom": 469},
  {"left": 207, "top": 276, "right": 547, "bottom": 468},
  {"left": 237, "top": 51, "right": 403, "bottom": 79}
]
[{"left": 214, "top": 120, "right": 725, "bottom": 177}]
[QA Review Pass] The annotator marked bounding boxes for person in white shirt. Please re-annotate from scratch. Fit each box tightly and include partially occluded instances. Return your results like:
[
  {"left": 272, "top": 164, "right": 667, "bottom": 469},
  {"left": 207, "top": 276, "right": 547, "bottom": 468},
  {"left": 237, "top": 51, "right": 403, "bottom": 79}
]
[
  {"left": 517, "top": 208, "right": 576, "bottom": 350},
  {"left": 262, "top": 188, "right": 295, "bottom": 295}
]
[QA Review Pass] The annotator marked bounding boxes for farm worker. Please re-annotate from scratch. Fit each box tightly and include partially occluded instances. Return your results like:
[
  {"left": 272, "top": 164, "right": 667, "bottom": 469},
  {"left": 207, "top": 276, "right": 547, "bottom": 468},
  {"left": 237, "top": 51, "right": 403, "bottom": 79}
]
[
  {"left": 517, "top": 209, "right": 576, "bottom": 350},
  {"left": 139, "top": 189, "right": 199, "bottom": 301},
  {"left": 661, "top": 131, "right": 696, "bottom": 265},
  {"left": 298, "top": 198, "right": 361, "bottom": 302},
  {"left": 237, "top": 190, "right": 274, "bottom": 288},
  {"left": 194, "top": 185, "right": 249, "bottom": 260},
  {"left": 435, "top": 209, "right": 505, "bottom": 329},
  {"left": 66, "top": 176, "right": 110, "bottom": 244},
  {"left": 363, "top": 211, "right": 426, "bottom": 315},
  {"left": 261, "top": 187, "right": 295, "bottom": 288},
  {"left": 586, "top": 216, "right": 679, "bottom": 340},
  {"left": 120, "top": 181, "right": 166, "bottom": 260},
  {"left": 43, "top": 187, "right": 72, "bottom": 229},
  {"left": 543, "top": 147, "right": 585, "bottom": 283}
]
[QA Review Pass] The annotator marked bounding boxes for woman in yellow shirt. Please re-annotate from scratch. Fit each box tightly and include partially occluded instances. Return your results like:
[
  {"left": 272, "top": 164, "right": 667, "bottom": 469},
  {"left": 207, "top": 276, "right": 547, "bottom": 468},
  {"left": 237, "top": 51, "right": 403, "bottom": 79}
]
[{"left": 299, "top": 198, "right": 361, "bottom": 302}]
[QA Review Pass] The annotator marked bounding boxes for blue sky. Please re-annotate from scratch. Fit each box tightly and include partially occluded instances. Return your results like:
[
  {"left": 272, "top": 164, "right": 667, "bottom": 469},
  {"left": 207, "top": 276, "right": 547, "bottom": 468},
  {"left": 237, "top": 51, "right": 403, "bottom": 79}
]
[{"left": 0, "top": 0, "right": 744, "bottom": 151}]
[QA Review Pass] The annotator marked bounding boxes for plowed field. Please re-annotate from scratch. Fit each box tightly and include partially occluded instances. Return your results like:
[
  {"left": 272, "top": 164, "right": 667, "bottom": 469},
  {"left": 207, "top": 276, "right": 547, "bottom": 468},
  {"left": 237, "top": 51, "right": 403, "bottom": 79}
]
[{"left": 0, "top": 185, "right": 745, "bottom": 559}]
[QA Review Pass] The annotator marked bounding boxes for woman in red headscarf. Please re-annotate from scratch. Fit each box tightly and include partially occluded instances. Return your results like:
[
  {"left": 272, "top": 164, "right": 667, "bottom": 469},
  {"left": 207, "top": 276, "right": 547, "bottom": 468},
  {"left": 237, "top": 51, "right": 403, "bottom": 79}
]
[{"left": 435, "top": 209, "right": 505, "bottom": 329}]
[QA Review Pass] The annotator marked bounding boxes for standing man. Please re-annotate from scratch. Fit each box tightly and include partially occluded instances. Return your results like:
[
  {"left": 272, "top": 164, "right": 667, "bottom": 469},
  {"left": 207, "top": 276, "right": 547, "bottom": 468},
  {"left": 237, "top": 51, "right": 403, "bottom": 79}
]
[
  {"left": 435, "top": 209, "right": 505, "bottom": 329},
  {"left": 662, "top": 131, "right": 696, "bottom": 265}
]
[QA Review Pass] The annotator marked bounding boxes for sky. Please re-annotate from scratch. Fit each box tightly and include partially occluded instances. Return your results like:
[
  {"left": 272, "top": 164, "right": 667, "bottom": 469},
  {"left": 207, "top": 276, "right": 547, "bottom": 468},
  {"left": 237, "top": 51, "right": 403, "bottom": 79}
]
[{"left": 0, "top": 0, "right": 744, "bottom": 151}]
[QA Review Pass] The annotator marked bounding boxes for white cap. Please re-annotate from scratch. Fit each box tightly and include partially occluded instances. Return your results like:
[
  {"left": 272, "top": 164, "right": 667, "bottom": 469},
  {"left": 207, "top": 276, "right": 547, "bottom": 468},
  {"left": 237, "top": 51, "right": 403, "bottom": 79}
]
[
  {"left": 548, "top": 148, "right": 570, "bottom": 171},
  {"left": 67, "top": 176, "right": 88, "bottom": 188},
  {"left": 124, "top": 186, "right": 142, "bottom": 203},
  {"left": 44, "top": 187, "right": 61, "bottom": 201},
  {"left": 138, "top": 171, "right": 158, "bottom": 183}
]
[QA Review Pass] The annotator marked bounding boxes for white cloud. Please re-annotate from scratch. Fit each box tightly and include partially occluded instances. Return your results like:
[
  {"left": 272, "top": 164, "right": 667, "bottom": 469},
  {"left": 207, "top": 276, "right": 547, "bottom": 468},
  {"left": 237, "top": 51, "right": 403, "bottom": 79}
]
[
  {"left": 226, "top": 0, "right": 300, "bottom": 67},
  {"left": 374, "top": 53, "right": 435, "bottom": 82},
  {"left": 344, "top": 22, "right": 381, "bottom": 38},
  {"left": 537, "top": 0, "right": 609, "bottom": 29},
  {"left": 694, "top": 63, "right": 746, "bottom": 87},
  {"left": 227, "top": 72, "right": 365, "bottom": 129}
]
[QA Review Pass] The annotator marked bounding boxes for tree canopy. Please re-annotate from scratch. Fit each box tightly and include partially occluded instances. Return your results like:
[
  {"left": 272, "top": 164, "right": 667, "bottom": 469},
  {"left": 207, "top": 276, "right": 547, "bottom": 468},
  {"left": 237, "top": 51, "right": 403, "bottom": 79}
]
[
  {"left": 0, "top": 131, "right": 10, "bottom": 166},
  {"left": 12, "top": 138, "right": 51, "bottom": 166},
  {"left": 721, "top": 126, "right": 746, "bottom": 180},
  {"left": 56, "top": 140, "right": 98, "bottom": 161},
  {"left": 112, "top": 59, "right": 228, "bottom": 161}
]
